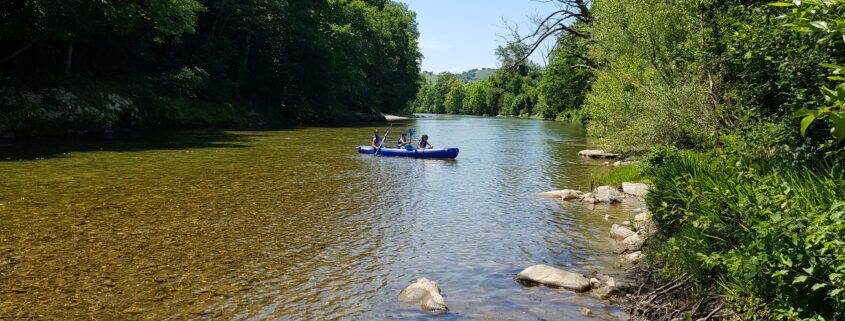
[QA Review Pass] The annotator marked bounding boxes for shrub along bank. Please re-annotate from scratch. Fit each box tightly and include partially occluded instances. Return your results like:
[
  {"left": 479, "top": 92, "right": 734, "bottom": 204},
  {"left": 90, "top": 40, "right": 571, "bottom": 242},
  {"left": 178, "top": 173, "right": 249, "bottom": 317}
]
[{"left": 552, "top": 0, "right": 845, "bottom": 319}]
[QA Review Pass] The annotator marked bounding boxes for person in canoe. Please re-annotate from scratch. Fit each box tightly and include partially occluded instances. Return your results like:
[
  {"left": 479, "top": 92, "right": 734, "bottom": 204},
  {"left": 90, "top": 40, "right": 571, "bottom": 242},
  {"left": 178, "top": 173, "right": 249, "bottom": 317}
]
[
  {"left": 418, "top": 134, "right": 434, "bottom": 150},
  {"left": 371, "top": 129, "right": 382, "bottom": 151},
  {"left": 397, "top": 132, "right": 409, "bottom": 148}
]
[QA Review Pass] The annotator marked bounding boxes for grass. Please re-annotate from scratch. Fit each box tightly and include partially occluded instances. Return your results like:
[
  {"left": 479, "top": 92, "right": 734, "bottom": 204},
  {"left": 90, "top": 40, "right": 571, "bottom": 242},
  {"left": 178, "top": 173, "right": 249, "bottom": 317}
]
[
  {"left": 589, "top": 164, "right": 647, "bottom": 187},
  {"left": 644, "top": 151, "right": 845, "bottom": 320}
]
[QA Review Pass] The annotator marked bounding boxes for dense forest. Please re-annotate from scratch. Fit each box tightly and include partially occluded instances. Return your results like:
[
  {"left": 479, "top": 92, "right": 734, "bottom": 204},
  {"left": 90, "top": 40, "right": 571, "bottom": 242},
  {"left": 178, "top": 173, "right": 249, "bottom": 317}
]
[
  {"left": 0, "top": 0, "right": 422, "bottom": 137},
  {"left": 476, "top": 0, "right": 842, "bottom": 320}
]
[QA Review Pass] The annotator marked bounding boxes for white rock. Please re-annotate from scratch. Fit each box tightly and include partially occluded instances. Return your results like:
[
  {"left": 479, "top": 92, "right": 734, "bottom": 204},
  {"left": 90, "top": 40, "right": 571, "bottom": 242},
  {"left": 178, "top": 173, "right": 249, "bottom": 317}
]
[
  {"left": 515, "top": 265, "right": 592, "bottom": 292},
  {"left": 622, "top": 251, "right": 644, "bottom": 262},
  {"left": 590, "top": 273, "right": 619, "bottom": 299},
  {"left": 613, "top": 160, "right": 641, "bottom": 167},
  {"left": 634, "top": 211, "right": 652, "bottom": 222},
  {"left": 536, "top": 190, "right": 563, "bottom": 198},
  {"left": 610, "top": 224, "right": 635, "bottom": 241},
  {"left": 538, "top": 189, "right": 585, "bottom": 201},
  {"left": 577, "top": 150, "right": 622, "bottom": 159},
  {"left": 622, "top": 233, "right": 645, "bottom": 248},
  {"left": 398, "top": 278, "right": 448, "bottom": 312},
  {"left": 622, "top": 182, "right": 649, "bottom": 197},
  {"left": 560, "top": 189, "right": 585, "bottom": 200},
  {"left": 595, "top": 186, "right": 622, "bottom": 197}
]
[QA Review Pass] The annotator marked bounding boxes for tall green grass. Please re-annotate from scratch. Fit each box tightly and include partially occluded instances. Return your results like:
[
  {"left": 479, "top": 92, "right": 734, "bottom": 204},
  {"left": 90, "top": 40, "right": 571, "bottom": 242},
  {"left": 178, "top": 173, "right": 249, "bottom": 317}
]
[
  {"left": 589, "top": 164, "right": 647, "bottom": 187},
  {"left": 646, "top": 152, "right": 845, "bottom": 320}
]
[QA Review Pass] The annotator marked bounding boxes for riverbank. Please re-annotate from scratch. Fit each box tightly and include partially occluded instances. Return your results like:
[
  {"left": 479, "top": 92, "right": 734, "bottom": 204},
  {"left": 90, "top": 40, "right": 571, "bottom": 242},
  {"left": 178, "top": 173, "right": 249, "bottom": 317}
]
[{"left": 0, "top": 80, "right": 392, "bottom": 139}]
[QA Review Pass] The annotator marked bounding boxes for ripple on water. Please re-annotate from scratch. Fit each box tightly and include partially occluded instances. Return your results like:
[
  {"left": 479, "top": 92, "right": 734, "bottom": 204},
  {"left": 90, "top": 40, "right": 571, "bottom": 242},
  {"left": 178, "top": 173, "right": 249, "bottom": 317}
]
[{"left": 0, "top": 117, "right": 630, "bottom": 320}]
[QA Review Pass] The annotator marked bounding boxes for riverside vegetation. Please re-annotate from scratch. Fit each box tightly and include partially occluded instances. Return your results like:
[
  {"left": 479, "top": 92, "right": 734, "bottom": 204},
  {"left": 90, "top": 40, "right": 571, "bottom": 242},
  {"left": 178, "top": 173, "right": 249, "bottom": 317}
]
[
  {"left": 497, "top": 0, "right": 843, "bottom": 320},
  {"left": 0, "top": 0, "right": 422, "bottom": 137}
]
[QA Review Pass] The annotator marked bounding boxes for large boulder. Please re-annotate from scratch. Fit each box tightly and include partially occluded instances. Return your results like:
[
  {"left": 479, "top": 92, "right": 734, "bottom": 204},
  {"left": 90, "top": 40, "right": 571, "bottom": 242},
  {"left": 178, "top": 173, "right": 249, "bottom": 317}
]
[
  {"left": 398, "top": 278, "right": 448, "bottom": 312},
  {"left": 577, "top": 150, "right": 622, "bottom": 159},
  {"left": 610, "top": 224, "right": 635, "bottom": 241},
  {"left": 622, "top": 182, "right": 649, "bottom": 197},
  {"left": 515, "top": 265, "right": 592, "bottom": 292}
]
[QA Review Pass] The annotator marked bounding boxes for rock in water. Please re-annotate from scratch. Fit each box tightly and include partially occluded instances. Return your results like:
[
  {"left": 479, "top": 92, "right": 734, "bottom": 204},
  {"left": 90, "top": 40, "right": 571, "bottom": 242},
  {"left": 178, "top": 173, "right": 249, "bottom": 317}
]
[
  {"left": 589, "top": 273, "right": 619, "bottom": 299},
  {"left": 515, "top": 265, "right": 592, "bottom": 292},
  {"left": 398, "top": 278, "right": 448, "bottom": 312},
  {"left": 559, "top": 189, "right": 584, "bottom": 200},
  {"left": 580, "top": 307, "right": 593, "bottom": 316},
  {"left": 536, "top": 190, "right": 564, "bottom": 198},
  {"left": 537, "top": 189, "right": 584, "bottom": 200},
  {"left": 622, "top": 232, "right": 645, "bottom": 249},
  {"left": 578, "top": 150, "right": 622, "bottom": 159},
  {"left": 610, "top": 224, "right": 635, "bottom": 241},
  {"left": 622, "top": 182, "right": 649, "bottom": 197}
]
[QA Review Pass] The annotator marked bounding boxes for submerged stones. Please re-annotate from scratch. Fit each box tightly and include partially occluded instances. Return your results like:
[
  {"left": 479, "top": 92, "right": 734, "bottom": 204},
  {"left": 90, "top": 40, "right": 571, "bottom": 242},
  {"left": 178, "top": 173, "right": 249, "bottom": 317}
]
[
  {"left": 398, "top": 278, "right": 448, "bottom": 312},
  {"left": 577, "top": 150, "right": 622, "bottom": 159},
  {"left": 515, "top": 265, "right": 592, "bottom": 292}
]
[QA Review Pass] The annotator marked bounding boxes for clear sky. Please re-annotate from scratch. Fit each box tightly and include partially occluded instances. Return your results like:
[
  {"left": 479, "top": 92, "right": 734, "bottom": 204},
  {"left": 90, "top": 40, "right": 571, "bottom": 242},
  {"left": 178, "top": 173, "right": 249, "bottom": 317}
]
[{"left": 399, "top": 0, "right": 558, "bottom": 73}]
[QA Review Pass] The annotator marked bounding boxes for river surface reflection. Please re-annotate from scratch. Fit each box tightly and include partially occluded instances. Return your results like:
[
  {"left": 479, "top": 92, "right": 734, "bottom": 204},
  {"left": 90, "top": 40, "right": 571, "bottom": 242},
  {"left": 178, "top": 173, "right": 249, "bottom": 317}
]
[{"left": 0, "top": 115, "right": 634, "bottom": 320}]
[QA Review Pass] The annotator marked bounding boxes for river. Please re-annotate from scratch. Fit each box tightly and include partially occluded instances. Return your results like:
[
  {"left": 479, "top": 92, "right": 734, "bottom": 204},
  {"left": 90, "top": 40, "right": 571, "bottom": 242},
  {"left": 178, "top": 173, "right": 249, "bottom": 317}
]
[{"left": 0, "top": 115, "right": 635, "bottom": 320}]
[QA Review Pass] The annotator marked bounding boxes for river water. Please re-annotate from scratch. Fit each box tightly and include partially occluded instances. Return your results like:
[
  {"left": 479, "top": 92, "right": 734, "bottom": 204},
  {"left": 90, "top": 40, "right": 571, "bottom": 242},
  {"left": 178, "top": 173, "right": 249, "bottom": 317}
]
[{"left": 0, "top": 115, "right": 636, "bottom": 320}]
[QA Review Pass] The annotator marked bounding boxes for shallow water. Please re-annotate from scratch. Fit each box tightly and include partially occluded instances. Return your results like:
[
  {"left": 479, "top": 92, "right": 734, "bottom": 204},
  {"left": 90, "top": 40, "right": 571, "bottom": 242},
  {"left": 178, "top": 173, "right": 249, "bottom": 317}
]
[{"left": 0, "top": 115, "right": 638, "bottom": 320}]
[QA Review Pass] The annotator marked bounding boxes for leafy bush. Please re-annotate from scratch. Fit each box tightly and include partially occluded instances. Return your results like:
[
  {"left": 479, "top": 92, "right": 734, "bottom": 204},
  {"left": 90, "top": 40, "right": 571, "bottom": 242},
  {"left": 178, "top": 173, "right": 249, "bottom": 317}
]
[
  {"left": 640, "top": 145, "right": 680, "bottom": 175},
  {"left": 159, "top": 66, "right": 210, "bottom": 98},
  {"left": 646, "top": 152, "right": 845, "bottom": 320}
]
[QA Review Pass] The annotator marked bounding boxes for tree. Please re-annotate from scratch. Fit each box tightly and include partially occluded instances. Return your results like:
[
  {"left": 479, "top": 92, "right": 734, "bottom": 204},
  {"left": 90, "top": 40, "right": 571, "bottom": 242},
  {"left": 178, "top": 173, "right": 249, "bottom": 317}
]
[{"left": 444, "top": 81, "right": 465, "bottom": 114}]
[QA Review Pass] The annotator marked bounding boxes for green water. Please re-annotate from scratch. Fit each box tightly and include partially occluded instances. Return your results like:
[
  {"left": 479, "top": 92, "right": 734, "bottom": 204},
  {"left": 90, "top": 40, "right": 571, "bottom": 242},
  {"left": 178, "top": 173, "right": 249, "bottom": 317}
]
[{"left": 0, "top": 115, "right": 636, "bottom": 320}]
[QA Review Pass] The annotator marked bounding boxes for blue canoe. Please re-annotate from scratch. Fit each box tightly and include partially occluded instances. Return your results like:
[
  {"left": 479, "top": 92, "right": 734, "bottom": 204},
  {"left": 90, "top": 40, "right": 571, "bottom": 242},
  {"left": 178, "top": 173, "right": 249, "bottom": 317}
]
[{"left": 357, "top": 146, "right": 459, "bottom": 159}]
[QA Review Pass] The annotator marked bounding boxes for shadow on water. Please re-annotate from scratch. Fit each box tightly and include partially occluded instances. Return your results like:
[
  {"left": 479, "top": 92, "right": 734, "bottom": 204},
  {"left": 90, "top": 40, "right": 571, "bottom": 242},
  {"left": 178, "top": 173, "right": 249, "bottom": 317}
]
[{"left": 0, "top": 129, "right": 258, "bottom": 161}]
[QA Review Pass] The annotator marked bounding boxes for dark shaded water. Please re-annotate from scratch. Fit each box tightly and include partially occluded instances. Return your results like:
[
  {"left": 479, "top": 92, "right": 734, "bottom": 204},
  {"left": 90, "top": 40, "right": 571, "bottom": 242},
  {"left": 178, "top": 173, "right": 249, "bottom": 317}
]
[{"left": 0, "top": 115, "right": 634, "bottom": 320}]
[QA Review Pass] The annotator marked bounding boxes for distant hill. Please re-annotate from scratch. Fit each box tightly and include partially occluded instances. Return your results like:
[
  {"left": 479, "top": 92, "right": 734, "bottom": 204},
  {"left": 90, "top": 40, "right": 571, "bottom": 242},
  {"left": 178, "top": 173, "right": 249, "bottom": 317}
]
[
  {"left": 421, "top": 68, "right": 498, "bottom": 84},
  {"left": 457, "top": 68, "right": 497, "bottom": 83}
]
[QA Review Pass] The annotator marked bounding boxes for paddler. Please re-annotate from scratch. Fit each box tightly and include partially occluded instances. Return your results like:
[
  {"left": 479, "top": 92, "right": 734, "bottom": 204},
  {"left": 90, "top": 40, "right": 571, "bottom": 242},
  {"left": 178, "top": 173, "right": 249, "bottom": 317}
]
[
  {"left": 371, "top": 129, "right": 382, "bottom": 151},
  {"left": 397, "top": 132, "right": 409, "bottom": 148},
  {"left": 418, "top": 134, "right": 434, "bottom": 150}
]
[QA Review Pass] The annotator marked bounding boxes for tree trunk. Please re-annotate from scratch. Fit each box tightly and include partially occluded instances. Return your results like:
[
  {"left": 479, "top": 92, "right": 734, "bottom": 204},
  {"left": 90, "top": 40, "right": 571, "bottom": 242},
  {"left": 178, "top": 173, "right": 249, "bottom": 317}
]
[
  {"left": 235, "top": 31, "right": 252, "bottom": 96},
  {"left": 64, "top": 40, "right": 74, "bottom": 75}
]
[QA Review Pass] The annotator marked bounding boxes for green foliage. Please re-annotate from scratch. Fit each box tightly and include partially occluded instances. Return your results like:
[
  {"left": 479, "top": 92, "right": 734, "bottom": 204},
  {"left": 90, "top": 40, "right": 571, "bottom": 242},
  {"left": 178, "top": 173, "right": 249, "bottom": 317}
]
[
  {"left": 589, "top": 164, "right": 647, "bottom": 187},
  {"left": 646, "top": 152, "right": 845, "bottom": 320},
  {"left": 640, "top": 145, "right": 681, "bottom": 176},
  {"left": 536, "top": 32, "right": 592, "bottom": 121},
  {"left": 0, "top": 0, "right": 422, "bottom": 136},
  {"left": 159, "top": 67, "right": 210, "bottom": 98},
  {"left": 775, "top": 0, "right": 845, "bottom": 141},
  {"left": 584, "top": 0, "right": 719, "bottom": 152}
]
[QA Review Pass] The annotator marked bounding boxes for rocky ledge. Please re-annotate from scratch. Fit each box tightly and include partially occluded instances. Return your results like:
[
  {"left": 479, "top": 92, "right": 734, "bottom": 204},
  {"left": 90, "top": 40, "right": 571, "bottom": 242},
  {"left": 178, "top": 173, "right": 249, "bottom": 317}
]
[
  {"left": 536, "top": 182, "right": 649, "bottom": 204},
  {"left": 515, "top": 264, "right": 621, "bottom": 299}
]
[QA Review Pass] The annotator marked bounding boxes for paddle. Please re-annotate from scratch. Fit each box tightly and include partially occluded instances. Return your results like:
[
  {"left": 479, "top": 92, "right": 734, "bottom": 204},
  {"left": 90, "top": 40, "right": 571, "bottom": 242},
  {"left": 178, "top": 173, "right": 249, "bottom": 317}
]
[
  {"left": 408, "top": 128, "right": 414, "bottom": 150},
  {"left": 374, "top": 124, "right": 392, "bottom": 156}
]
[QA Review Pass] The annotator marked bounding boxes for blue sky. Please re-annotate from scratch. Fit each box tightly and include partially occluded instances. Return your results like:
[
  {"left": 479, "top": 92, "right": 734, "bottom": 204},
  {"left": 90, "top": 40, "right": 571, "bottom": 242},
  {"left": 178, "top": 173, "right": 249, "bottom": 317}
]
[{"left": 399, "top": 0, "right": 558, "bottom": 73}]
